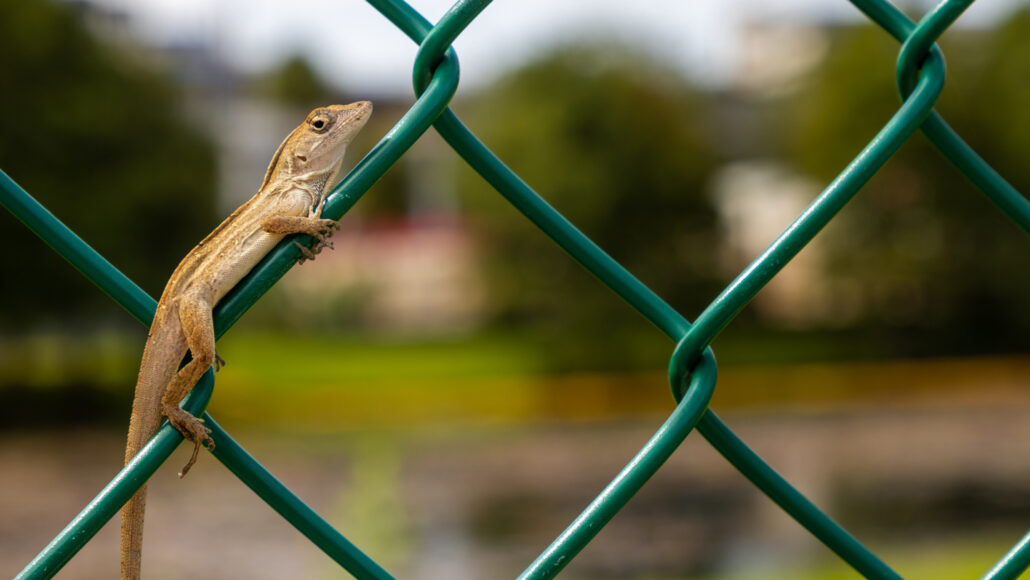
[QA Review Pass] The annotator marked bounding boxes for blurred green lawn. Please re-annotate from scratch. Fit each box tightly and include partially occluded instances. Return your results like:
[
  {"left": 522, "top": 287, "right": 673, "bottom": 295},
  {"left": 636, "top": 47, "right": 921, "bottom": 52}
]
[
  {"left": 210, "top": 331, "right": 557, "bottom": 430},
  {"left": 3, "top": 329, "right": 1027, "bottom": 431},
  {"left": 218, "top": 331, "right": 548, "bottom": 385}
]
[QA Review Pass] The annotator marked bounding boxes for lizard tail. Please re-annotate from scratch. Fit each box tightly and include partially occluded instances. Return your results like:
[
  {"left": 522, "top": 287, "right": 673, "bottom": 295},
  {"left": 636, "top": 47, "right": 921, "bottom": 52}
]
[
  {"left": 120, "top": 486, "right": 147, "bottom": 580},
  {"left": 121, "top": 316, "right": 185, "bottom": 580}
]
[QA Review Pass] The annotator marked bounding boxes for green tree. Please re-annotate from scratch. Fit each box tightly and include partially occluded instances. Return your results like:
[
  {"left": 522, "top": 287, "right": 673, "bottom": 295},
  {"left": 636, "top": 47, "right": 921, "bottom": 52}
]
[
  {"left": 459, "top": 44, "right": 721, "bottom": 370},
  {"left": 0, "top": 0, "right": 217, "bottom": 327},
  {"left": 783, "top": 13, "right": 1030, "bottom": 354}
]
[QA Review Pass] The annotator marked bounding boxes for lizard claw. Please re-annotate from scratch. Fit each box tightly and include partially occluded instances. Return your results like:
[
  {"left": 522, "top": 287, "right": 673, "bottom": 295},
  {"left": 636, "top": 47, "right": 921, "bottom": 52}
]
[
  {"left": 177, "top": 426, "right": 214, "bottom": 478},
  {"left": 168, "top": 412, "right": 214, "bottom": 478},
  {"left": 213, "top": 352, "right": 226, "bottom": 372},
  {"left": 293, "top": 240, "right": 317, "bottom": 264},
  {"left": 314, "top": 223, "right": 338, "bottom": 245},
  {"left": 179, "top": 439, "right": 203, "bottom": 478},
  {"left": 294, "top": 220, "right": 338, "bottom": 264},
  {"left": 314, "top": 219, "right": 340, "bottom": 241},
  {"left": 311, "top": 239, "right": 334, "bottom": 256}
]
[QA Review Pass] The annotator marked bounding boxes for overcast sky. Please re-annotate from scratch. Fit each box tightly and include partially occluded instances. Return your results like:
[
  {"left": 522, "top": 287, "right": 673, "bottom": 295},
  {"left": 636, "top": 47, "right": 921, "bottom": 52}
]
[{"left": 86, "top": 0, "right": 1021, "bottom": 95}]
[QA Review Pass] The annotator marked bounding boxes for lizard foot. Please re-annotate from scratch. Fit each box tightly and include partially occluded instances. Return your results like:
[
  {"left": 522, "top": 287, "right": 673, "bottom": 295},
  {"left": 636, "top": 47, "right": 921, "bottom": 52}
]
[
  {"left": 292, "top": 218, "right": 339, "bottom": 264},
  {"left": 305, "top": 218, "right": 340, "bottom": 244},
  {"left": 167, "top": 410, "right": 214, "bottom": 478},
  {"left": 214, "top": 352, "right": 226, "bottom": 372}
]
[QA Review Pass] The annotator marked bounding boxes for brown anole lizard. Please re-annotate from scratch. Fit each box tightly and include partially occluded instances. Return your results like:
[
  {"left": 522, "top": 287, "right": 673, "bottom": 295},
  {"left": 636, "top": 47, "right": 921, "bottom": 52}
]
[{"left": 120, "top": 101, "right": 372, "bottom": 580}]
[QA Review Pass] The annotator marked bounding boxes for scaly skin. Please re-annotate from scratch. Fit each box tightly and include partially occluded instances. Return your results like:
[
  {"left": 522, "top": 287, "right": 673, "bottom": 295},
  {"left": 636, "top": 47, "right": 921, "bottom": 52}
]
[{"left": 120, "top": 101, "right": 372, "bottom": 580}]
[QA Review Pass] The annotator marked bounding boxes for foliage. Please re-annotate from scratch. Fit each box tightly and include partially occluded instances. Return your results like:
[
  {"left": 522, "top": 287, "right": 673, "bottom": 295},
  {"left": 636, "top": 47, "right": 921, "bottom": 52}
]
[
  {"left": 459, "top": 44, "right": 721, "bottom": 370},
  {"left": 782, "top": 14, "right": 1030, "bottom": 355},
  {"left": 0, "top": 0, "right": 216, "bottom": 327},
  {"left": 254, "top": 55, "right": 339, "bottom": 107}
]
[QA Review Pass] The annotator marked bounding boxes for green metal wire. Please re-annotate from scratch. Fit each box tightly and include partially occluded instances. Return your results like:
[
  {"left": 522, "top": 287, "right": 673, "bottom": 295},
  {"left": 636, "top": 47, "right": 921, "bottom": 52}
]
[
  {"left": 983, "top": 529, "right": 1030, "bottom": 580},
  {"left": 204, "top": 414, "right": 396, "bottom": 580},
  {"left": 5, "top": 0, "right": 1030, "bottom": 578},
  {"left": 670, "top": 0, "right": 955, "bottom": 377},
  {"left": 0, "top": 170, "right": 155, "bottom": 326},
  {"left": 518, "top": 351, "right": 718, "bottom": 580},
  {"left": 12, "top": 372, "right": 215, "bottom": 580},
  {"left": 394, "top": 3, "right": 899, "bottom": 577}
]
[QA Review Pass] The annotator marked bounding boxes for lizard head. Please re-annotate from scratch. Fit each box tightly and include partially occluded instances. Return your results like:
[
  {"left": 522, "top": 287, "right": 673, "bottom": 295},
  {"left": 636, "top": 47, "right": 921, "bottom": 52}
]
[{"left": 262, "top": 100, "right": 373, "bottom": 190}]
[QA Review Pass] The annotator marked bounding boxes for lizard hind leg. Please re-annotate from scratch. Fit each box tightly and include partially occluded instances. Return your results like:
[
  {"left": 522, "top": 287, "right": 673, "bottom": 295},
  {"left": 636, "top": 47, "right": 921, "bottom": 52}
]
[{"left": 163, "top": 292, "right": 217, "bottom": 478}]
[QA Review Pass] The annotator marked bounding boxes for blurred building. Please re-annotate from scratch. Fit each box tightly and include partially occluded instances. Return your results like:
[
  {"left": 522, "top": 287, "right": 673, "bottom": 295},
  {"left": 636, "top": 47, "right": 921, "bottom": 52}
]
[
  {"left": 706, "top": 21, "right": 893, "bottom": 329},
  {"left": 733, "top": 21, "right": 831, "bottom": 98},
  {"left": 710, "top": 161, "right": 842, "bottom": 327},
  {"left": 703, "top": 22, "right": 835, "bottom": 328}
]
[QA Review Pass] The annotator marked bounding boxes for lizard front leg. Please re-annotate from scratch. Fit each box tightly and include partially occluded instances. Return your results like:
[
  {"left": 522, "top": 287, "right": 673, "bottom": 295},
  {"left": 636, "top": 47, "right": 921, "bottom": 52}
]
[
  {"left": 162, "top": 292, "right": 217, "bottom": 477},
  {"left": 262, "top": 215, "right": 340, "bottom": 262}
]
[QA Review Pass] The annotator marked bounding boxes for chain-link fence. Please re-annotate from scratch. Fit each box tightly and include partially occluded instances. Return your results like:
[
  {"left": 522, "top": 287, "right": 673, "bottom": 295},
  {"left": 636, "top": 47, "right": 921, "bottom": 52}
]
[{"left": 5, "top": 0, "right": 1030, "bottom": 578}]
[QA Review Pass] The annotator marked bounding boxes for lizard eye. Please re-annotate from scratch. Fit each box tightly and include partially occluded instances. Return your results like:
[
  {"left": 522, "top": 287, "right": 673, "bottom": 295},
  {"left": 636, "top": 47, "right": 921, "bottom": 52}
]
[{"left": 310, "top": 114, "right": 331, "bottom": 132}]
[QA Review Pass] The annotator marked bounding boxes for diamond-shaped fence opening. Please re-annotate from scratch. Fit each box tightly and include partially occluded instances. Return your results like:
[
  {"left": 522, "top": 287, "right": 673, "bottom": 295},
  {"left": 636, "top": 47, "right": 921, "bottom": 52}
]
[{"left": 4, "top": 0, "right": 1030, "bottom": 579}]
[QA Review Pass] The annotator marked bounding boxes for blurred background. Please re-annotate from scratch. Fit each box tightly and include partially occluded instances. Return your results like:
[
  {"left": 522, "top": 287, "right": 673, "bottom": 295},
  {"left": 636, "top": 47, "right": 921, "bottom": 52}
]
[{"left": 2, "top": 0, "right": 1030, "bottom": 578}]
